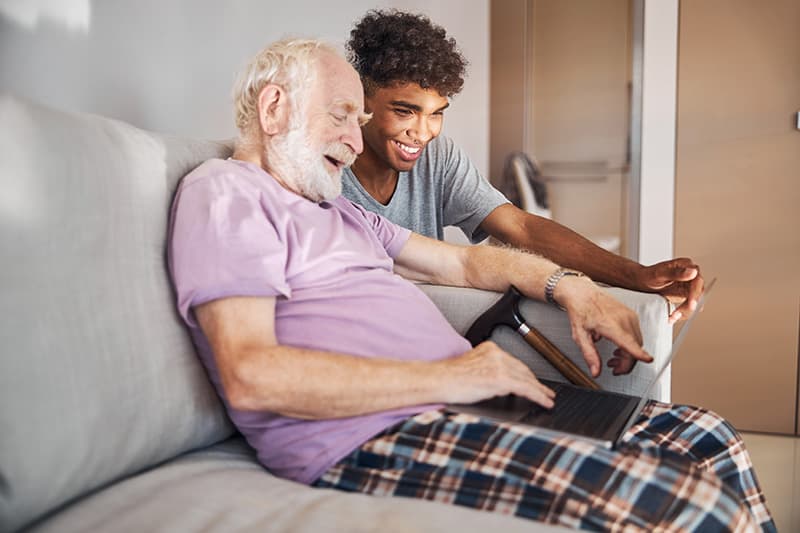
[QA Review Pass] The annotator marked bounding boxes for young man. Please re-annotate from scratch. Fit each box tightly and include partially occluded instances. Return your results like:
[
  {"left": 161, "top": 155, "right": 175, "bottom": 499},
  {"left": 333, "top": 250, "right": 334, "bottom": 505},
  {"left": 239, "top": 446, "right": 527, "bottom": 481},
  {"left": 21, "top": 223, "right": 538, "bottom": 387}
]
[
  {"left": 168, "top": 38, "right": 774, "bottom": 531},
  {"left": 343, "top": 10, "right": 704, "bottom": 324}
]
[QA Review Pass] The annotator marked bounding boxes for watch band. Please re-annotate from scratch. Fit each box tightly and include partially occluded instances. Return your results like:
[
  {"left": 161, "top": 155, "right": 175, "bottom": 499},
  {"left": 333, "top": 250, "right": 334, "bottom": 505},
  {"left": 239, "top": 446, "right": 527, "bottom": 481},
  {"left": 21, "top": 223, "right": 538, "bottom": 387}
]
[{"left": 544, "top": 268, "right": 585, "bottom": 310}]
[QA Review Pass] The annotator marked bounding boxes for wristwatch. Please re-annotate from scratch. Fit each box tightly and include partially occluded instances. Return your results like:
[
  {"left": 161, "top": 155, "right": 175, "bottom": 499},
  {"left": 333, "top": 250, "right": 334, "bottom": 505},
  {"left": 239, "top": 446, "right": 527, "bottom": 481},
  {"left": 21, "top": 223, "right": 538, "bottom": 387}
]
[{"left": 544, "top": 268, "right": 586, "bottom": 310}]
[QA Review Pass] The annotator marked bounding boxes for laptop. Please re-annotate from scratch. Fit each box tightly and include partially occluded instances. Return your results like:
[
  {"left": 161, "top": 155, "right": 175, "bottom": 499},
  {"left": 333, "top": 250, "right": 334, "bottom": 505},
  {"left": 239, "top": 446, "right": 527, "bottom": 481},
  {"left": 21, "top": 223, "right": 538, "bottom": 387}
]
[{"left": 447, "top": 278, "right": 716, "bottom": 449}]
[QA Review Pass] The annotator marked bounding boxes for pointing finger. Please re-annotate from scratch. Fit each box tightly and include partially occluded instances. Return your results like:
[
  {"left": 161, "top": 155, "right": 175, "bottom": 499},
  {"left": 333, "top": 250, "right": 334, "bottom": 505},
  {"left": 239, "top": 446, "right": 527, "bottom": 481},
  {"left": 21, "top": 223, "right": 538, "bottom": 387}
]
[{"left": 572, "top": 327, "right": 602, "bottom": 377}]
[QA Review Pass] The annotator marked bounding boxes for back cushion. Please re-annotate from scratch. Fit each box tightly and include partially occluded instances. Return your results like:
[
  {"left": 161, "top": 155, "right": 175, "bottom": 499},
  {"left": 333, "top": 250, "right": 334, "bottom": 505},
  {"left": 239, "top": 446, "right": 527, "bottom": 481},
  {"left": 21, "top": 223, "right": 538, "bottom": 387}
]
[{"left": 0, "top": 96, "right": 235, "bottom": 531}]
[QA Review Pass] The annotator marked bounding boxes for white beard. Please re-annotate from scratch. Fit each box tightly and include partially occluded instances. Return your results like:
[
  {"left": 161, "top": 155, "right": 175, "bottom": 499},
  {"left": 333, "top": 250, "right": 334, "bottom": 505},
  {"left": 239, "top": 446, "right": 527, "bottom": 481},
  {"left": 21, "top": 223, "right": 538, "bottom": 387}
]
[{"left": 269, "top": 123, "right": 342, "bottom": 203}]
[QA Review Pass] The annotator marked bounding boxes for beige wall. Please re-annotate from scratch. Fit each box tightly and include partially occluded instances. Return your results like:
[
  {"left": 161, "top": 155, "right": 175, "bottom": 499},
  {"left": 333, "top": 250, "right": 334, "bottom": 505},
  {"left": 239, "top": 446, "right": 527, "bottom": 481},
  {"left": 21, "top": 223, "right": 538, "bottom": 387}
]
[{"left": 673, "top": 0, "right": 800, "bottom": 434}]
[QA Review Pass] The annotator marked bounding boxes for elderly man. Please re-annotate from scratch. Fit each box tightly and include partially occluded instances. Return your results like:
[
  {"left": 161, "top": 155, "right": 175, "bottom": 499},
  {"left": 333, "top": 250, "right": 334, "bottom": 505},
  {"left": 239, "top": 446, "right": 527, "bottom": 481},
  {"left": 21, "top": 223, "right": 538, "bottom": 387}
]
[
  {"left": 343, "top": 10, "right": 703, "bottom": 325},
  {"left": 168, "top": 39, "right": 774, "bottom": 531}
]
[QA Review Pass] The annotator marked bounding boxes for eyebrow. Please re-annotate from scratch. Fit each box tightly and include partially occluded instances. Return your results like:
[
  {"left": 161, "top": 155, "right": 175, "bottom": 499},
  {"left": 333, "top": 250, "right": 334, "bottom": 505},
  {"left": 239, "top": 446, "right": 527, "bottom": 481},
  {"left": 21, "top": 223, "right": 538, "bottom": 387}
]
[{"left": 389, "top": 100, "right": 451, "bottom": 114}]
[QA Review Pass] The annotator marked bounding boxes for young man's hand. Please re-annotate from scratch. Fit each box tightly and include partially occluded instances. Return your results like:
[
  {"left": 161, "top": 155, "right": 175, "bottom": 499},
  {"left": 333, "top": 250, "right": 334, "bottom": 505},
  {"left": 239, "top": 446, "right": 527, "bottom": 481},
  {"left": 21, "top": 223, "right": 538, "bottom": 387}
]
[{"left": 637, "top": 258, "right": 704, "bottom": 324}]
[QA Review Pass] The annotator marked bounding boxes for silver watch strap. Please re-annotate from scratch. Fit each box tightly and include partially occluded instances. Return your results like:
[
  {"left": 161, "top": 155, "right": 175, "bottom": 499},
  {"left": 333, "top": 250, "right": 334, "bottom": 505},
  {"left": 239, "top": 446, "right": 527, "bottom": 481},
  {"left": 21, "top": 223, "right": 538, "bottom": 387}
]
[{"left": 544, "top": 268, "right": 585, "bottom": 310}]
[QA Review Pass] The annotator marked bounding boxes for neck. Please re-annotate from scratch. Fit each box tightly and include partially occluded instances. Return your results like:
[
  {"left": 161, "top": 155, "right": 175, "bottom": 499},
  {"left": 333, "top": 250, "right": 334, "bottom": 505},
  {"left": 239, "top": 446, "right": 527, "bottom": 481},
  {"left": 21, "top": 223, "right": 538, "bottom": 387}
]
[
  {"left": 350, "top": 145, "right": 399, "bottom": 205},
  {"left": 232, "top": 140, "right": 294, "bottom": 193},
  {"left": 232, "top": 135, "right": 265, "bottom": 167}
]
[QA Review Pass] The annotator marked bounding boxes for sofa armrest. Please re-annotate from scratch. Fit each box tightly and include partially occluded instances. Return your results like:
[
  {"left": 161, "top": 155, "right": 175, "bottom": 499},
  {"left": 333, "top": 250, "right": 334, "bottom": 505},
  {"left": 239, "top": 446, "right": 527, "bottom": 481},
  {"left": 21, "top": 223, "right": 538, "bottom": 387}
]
[{"left": 417, "top": 284, "right": 672, "bottom": 402}]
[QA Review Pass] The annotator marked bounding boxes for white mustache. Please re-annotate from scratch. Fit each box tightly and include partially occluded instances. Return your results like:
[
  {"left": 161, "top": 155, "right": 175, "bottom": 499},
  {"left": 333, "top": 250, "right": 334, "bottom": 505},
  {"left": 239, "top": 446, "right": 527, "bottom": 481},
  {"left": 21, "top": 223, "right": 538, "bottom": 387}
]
[{"left": 324, "top": 144, "right": 357, "bottom": 167}]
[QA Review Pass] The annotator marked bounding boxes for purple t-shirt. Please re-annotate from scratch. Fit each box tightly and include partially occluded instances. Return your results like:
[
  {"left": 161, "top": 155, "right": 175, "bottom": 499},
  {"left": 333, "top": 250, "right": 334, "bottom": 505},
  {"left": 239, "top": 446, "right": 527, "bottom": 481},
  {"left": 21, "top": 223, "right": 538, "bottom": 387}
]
[{"left": 168, "top": 158, "right": 471, "bottom": 484}]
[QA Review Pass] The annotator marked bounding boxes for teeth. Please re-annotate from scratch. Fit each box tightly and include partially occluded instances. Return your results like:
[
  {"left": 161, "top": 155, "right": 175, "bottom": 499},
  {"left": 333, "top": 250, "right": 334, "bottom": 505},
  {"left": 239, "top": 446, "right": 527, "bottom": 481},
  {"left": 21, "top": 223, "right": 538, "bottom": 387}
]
[{"left": 395, "top": 141, "right": 420, "bottom": 154}]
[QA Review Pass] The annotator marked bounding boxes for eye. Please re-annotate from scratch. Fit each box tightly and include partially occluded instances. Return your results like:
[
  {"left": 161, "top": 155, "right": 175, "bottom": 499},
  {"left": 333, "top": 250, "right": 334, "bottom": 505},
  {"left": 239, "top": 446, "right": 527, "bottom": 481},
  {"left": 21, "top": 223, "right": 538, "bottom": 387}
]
[
  {"left": 392, "top": 108, "right": 413, "bottom": 117},
  {"left": 331, "top": 113, "right": 346, "bottom": 124}
]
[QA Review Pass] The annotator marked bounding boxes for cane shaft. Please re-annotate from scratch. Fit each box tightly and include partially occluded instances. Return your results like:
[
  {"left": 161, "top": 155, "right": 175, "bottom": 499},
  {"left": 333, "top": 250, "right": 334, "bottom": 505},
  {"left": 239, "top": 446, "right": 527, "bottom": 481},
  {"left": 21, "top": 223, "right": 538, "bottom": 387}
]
[{"left": 521, "top": 327, "right": 600, "bottom": 390}]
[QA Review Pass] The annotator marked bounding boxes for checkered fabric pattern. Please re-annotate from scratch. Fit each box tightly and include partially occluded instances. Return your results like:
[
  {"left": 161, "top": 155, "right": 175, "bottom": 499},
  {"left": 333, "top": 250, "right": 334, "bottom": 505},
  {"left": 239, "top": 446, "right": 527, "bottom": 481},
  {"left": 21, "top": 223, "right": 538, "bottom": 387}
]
[{"left": 315, "top": 402, "right": 776, "bottom": 532}]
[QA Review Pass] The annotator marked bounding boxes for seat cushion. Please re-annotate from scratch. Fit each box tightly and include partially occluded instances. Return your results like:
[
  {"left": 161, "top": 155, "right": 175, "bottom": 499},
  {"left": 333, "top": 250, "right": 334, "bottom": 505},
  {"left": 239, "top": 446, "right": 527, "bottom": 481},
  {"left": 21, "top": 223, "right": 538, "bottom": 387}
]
[
  {"left": 29, "top": 437, "right": 569, "bottom": 533},
  {"left": 0, "top": 95, "right": 235, "bottom": 531}
]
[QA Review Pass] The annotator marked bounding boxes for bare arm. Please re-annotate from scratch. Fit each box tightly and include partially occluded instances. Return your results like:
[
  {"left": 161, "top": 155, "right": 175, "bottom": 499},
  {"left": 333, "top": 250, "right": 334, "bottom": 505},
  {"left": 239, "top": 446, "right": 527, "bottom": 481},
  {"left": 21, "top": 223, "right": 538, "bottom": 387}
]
[
  {"left": 195, "top": 295, "right": 555, "bottom": 420},
  {"left": 480, "top": 203, "right": 704, "bottom": 323},
  {"left": 394, "top": 232, "right": 653, "bottom": 376}
]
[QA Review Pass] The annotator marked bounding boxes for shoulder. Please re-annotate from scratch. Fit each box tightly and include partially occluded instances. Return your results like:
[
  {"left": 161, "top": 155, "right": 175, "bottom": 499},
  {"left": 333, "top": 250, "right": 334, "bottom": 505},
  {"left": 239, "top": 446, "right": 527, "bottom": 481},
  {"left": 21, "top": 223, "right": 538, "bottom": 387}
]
[
  {"left": 422, "top": 135, "right": 458, "bottom": 162},
  {"left": 172, "top": 159, "right": 294, "bottom": 231},
  {"left": 179, "top": 158, "right": 255, "bottom": 195},
  {"left": 330, "top": 195, "right": 363, "bottom": 216},
  {"left": 411, "top": 135, "right": 465, "bottom": 183},
  {"left": 331, "top": 195, "right": 385, "bottom": 227},
  {"left": 178, "top": 159, "right": 291, "bottom": 205}
]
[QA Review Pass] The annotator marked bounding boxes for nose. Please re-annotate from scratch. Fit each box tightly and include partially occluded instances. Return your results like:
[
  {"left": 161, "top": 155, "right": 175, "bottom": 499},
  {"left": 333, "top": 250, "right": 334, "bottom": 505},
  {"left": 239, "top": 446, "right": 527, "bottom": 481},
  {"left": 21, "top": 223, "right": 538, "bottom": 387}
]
[
  {"left": 341, "top": 120, "right": 363, "bottom": 155},
  {"left": 408, "top": 116, "right": 435, "bottom": 145}
]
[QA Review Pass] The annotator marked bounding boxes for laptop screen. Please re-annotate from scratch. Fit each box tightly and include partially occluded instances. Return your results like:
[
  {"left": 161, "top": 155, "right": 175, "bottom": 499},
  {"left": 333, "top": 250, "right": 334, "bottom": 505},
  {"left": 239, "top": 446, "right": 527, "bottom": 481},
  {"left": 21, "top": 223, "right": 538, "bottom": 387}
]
[{"left": 617, "top": 277, "right": 717, "bottom": 437}]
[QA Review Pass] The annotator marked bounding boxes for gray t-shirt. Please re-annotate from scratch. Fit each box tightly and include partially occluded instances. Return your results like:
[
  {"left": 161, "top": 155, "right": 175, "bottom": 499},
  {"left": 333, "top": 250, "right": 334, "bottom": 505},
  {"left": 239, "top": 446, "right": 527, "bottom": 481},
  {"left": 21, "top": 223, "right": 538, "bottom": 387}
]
[{"left": 342, "top": 135, "right": 509, "bottom": 243}]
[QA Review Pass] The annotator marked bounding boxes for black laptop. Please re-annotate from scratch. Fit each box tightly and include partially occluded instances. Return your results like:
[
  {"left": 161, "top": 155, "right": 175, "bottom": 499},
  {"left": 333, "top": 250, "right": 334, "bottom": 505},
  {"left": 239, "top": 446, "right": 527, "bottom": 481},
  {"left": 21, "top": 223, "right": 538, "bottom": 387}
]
[{"left": 447, "top": 279, "right": 716, "bottom": 449}]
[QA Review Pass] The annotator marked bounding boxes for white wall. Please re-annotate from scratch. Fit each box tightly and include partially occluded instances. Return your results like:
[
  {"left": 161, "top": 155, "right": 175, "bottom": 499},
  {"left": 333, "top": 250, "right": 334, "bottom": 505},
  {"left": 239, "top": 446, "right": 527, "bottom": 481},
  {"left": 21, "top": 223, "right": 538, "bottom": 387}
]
[{"left": 0, "top": 0, "right": 489, "bottom": 176}]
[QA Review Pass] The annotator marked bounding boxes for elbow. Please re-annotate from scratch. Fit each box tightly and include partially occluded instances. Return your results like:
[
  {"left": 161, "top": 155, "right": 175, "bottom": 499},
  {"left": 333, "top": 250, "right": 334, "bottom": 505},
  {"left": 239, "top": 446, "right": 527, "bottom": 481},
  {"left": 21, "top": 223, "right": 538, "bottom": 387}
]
[
  {"left": 224, "top": 380, "right": 262, "bottom": 412},
  {"left": 220, "top": 345, "right": 313, "bottom": 417},
  {"left": 225, "top": 374, "right": 317, "bottom": 420},
  {"left": 219, "top": 348, "right": 277, "bottom": 412}
]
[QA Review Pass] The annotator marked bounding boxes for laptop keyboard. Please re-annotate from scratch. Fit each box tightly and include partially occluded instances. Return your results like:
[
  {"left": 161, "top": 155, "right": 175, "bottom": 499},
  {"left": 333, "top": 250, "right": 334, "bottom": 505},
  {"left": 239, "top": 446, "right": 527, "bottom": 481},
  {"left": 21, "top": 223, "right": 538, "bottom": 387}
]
[{"left": 520, "top": 380, "right": 639, "bottom": 438}]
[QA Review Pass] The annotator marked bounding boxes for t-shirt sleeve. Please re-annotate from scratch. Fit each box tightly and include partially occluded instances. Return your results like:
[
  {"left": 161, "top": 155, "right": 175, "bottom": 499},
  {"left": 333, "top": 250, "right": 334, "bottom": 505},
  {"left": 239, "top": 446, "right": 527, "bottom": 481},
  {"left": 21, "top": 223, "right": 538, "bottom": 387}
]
[
  {"left": 339, "top": 198, "right": 411, "bottom": 259},
  {"left": 438, "top": 137, "right": 509, "bottom": 243},
  {"left": 169, "top": 176, "right": 290, "bottom": 326}
]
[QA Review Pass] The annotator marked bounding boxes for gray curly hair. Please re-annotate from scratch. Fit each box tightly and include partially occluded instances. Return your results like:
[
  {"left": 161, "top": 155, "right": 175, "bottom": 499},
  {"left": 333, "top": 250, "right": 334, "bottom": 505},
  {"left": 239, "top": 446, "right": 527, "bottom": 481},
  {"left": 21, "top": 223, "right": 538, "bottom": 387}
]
[{"left": 232, "top": 38, "right": 337, "bottom": 136}]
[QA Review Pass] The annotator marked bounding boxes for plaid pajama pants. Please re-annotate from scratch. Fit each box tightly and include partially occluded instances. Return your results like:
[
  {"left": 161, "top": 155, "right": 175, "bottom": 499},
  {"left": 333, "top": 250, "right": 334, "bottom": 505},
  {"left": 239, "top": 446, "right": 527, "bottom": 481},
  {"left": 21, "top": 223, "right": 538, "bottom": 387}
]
[{"left": 314, "top": 401, "right": 776, "bottom": 532}]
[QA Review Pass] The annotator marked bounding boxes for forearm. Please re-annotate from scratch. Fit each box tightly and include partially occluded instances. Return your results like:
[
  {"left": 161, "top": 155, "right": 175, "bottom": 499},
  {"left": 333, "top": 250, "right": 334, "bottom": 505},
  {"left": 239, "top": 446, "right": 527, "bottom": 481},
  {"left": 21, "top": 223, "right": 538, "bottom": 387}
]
[
  {"left": 394, "top": 233, "right": 564, "bottom": 298},
  {"left": 197, "top": 295, "right": 555, "bottom": 420},
  {"left": 459, "top": 244, "right": 561, "bottom": 301},
  {"left": 199, "top": 295, "right": 458, "bottom": 420},
  {"left": 224, "top": 344, "right": 455, "bottom": 419},
  {"left": 509, "top": 216, "right": 644, "bottom": 290},
  {"left": 398, "top": 233, "right": 578, "bottom": 301}
]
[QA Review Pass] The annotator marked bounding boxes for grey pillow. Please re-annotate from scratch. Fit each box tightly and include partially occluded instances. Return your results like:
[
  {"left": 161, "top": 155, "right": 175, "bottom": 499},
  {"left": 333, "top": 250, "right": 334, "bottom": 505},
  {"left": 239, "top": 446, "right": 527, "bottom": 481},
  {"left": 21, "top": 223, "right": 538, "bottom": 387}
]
[{"left": 0, "top": 95, "right": 235, "bottom": 531}]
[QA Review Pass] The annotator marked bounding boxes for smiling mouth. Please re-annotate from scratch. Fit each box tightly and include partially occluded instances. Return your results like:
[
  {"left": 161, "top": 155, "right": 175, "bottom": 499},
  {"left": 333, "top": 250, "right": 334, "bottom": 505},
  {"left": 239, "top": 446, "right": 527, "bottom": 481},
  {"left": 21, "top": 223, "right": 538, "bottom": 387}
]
[
  {"left": 325, "top": 155, "right": 344, "bottom": 169},
  {"left": 393, "top": 140, "right": 421, "bottom": 155}
]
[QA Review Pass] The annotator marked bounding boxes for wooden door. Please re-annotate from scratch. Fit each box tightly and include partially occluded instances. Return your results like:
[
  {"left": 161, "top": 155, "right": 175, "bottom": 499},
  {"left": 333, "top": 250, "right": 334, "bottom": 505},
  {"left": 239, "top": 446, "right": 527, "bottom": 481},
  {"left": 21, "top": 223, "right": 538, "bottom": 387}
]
[{"left": 673, "top": 0, "right": 800, "bottom": 434}]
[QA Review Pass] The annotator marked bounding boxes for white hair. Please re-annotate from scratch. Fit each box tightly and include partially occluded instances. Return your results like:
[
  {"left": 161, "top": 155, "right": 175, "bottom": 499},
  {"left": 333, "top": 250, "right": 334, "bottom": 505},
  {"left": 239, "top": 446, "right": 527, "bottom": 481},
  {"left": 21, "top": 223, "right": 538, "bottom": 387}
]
[{"left": 232, "top": 38, "right": 337, "bottom": 136}]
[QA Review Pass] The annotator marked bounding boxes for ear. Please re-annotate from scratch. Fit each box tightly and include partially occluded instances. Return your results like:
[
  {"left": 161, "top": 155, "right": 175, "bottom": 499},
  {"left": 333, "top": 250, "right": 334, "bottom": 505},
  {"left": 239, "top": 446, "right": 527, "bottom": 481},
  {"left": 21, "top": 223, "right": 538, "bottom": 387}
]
[{"left": 257, "top": 84, "right": 290, "bottom": 135}]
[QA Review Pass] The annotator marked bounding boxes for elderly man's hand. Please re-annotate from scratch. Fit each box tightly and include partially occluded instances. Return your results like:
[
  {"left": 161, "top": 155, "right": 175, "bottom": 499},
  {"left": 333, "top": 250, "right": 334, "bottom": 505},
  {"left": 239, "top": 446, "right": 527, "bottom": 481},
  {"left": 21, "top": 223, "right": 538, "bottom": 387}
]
[
  {"left": 638, "top": 258, "right": 703, "bottom": 324},
  {"left": 438, "top": 341, "right": 556, "bottom": 409},
  {"left": 556, "top": 277, "right": 654, "bottom": 378}
]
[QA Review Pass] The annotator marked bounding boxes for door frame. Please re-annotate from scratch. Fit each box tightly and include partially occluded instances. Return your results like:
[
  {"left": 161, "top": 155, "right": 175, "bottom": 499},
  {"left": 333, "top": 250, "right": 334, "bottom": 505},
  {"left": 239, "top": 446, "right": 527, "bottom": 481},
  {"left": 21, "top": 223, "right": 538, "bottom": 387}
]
[{"left": 628, "top": 0, "right": 679, "bottom": 265}]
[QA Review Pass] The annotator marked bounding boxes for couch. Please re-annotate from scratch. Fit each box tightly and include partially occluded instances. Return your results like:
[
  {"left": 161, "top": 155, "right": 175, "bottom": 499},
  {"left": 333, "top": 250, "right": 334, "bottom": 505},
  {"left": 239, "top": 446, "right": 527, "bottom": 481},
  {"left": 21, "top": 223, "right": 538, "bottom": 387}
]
[{"left": 0, "top": 95, "right": 672, "bottom": 532}]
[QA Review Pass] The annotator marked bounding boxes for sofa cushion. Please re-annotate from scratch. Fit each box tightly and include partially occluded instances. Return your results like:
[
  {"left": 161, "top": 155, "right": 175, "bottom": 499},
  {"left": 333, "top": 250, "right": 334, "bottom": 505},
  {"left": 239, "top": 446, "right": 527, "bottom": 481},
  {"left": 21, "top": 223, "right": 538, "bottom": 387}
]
[
  {"left": 0, "top": 95, "right": 235, "bottom": 531},
  {"left": 28, "top": 437, "right": 569, "bottom": 533}
]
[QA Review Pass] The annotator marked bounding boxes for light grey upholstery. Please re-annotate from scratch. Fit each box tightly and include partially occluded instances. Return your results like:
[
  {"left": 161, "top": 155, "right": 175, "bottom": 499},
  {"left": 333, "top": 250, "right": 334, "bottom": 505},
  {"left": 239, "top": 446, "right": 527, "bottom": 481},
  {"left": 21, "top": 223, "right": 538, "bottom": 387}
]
[
  {"left": 27, "top": 437, "right": 567, "bottom": 533},
  {"left": 0, "top": 95, "right": 667, "bottom": 532},
  {"left": 0, "top": 95, "right": 234, "bottom": 532},
  {"left": 418, "top": 284, "right": 672, "bottom": 400}
]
